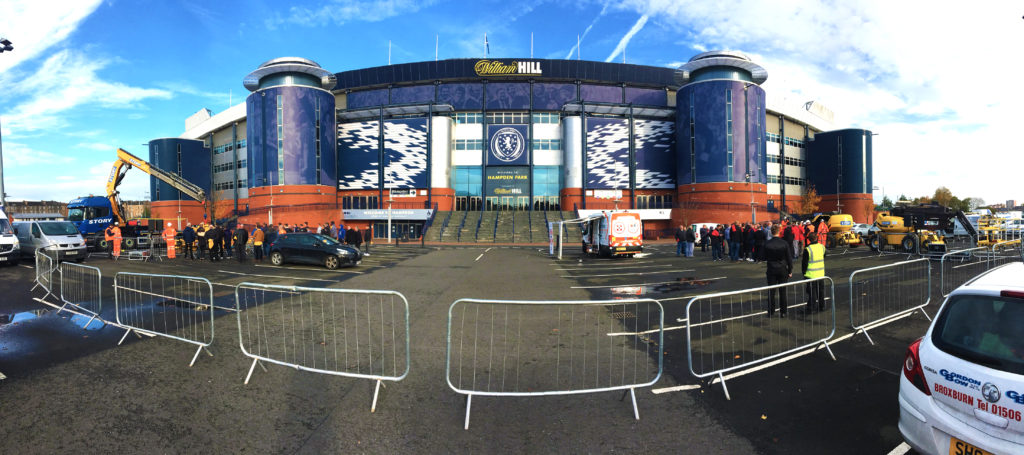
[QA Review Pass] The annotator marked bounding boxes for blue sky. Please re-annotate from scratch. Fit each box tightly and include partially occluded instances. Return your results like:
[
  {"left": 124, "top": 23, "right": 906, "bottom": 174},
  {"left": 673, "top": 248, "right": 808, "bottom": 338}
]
[{"left": 1, "top": 0, "right": 1022, "bottom": 205}]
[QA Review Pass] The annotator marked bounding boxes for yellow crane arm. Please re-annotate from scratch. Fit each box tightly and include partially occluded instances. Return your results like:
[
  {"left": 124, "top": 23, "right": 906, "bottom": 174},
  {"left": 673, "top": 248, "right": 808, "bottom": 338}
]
[{"left": 105, "top": 148, "right": 208, "bottom": 224}]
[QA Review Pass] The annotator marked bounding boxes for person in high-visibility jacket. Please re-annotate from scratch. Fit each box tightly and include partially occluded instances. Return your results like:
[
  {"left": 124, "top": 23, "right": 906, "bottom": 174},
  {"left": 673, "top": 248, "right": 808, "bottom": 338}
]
[
  {"left": 816, "top": 219, "right": 828, "bottom": 248},
  {"left": 104, "top": 224, "right": 116, "bottom": 259},
  {"left": 109, "top": 222, "right": 122, "bottom": 259},
  {"left": 802, "top": 234, "right": 827, "bottom": 312},
  {"left": 162, "top": 222, "right": 177, "bottom": 259}
]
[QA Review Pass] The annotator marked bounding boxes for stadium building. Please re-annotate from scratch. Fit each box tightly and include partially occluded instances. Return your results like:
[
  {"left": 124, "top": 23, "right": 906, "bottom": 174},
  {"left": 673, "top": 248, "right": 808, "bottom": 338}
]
[{"left": 149, "top": 51, "right": 874, "bottom": 240}]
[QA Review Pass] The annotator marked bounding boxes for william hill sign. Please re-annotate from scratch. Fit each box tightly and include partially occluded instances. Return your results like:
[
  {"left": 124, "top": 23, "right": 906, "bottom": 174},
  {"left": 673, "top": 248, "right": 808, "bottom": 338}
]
[{"left": 474, "top": 60, "right": 542, "bottom": 77}]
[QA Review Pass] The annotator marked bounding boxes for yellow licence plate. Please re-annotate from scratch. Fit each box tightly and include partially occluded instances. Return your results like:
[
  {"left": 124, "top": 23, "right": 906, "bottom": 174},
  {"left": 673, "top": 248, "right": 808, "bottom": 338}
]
[
  {"left": 950, "top": 437, "right": 991, "bottom": 455},
  {"left": 616, "top": 247, "right": 625, "bottom": 251}
]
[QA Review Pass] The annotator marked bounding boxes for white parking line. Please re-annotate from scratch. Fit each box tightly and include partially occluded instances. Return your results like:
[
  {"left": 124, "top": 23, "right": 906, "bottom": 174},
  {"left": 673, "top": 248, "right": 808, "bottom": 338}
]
[
  {"left": 253, "top": 264, "right": 363, "bottom": 274},
  {"left": 651, "top": 384, "right": 701, "bottom": 394},
  {"left": 563, "top": 270, "right": 695, "bottom": 279},
  {"left": 572, "top": 275, "right": 720, "bottom": 289},
  {"left": 475, "top": 254, "right": 484, "bottom": 261},
  {"left": 218, "top": 270, "right": 338, "bottom": 282},
  {"left": 557, "top": 264, "right": 675, "bottom": 272},
  {"left": 886, "top": 442, "right": 911, "bottom": 455}
]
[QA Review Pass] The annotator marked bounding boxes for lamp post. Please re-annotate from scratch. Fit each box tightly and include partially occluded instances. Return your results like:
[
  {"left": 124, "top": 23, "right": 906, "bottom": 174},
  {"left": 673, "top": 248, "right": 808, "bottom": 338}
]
[
  {"left": 745, "top": 172, "right": 755, "bottom": 223},
  {"left": 387, "top": 170, "right": 394, "bottom": 244},
  {"left": 0, "top": 38, "right": 13, "bottom": 209}
]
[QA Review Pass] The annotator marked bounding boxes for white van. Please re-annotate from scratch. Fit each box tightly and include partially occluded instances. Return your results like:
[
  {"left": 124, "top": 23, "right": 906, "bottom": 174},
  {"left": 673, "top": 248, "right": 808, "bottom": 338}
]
[
  {"left": 0, "top": 208, "right": 20, "bottom": 265},
  {"left": 13, "top": 220, "right": 88, "bottom": 262}
]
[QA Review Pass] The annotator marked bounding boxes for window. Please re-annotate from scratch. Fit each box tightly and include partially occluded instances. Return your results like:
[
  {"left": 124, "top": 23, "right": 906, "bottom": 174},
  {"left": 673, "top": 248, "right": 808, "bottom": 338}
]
[
  {"left": 689, "top": 91, "right": 696, "bottom": 184},
  {"left": 237, "top": 139, "right": 247, "bottom": 149},
  {"left": 531, "top": 139, "right": 561, "bottom": 151},
  {"left": 452, "top": 166, "right": 482, "bottom": 197},
  {"left": 455, "top": 113, "right": 483, "bottom": 124},
  {"left": 635, "top": 195, "right": 674, "bottom": 209},
  {"left": 933, "top": 294, "right": 1024, "bottom": 375},
  {"left": 454, "top": 139, "right": 483, "bottom": 151},
  {"left": 277, "top": 94, "right": 284, "bottom": 184},
  {"left": 725, "top": 90, "right": 733, "bottom": 182},
  {"left": 531, "top": 113, "right": 559, "bottom": 124},
  {"left": 532, "top": 166, "right": 561, "bottom": 198},
  {"left": 486, "top": 112, "right": 528, "bottom": 124},
  {"left": 341, "top": 196, "right": 380, "bottom": 209}
]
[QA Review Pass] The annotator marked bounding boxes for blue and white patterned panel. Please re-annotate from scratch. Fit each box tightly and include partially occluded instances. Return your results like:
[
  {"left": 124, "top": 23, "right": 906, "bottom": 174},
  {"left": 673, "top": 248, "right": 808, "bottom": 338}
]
[
  {"left": 384, "top": 118, "right": 428, "bottom": 188},
  {"left": 338, "top": 121, "right": 379, "bottom": 190},
  {"left": 634, "top": 119, "right": 675, "bottom": 189},
  {"left": 586, "top": 117, "right": 629, "bottom": 189}
]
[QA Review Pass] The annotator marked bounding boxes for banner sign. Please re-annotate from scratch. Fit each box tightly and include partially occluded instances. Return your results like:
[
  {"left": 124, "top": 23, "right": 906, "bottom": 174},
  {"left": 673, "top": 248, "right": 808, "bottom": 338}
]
[
  {"left": 577, "top": 209, "right": 671, "bottom": 220},
  {"left": 485, "top": 166, "right": 530, "bottom": 197},
  {"left": 342, "top": 209, "right": 433, "bottom": 220},
  {"left": 487, "top": 124, "right": 529, "bottom": 166},
  {"left": 389, "top": 188, "right": 417, "bottom": 198},
  {"left": 474, "top": 60, "right": 542, "bottom": 77}
]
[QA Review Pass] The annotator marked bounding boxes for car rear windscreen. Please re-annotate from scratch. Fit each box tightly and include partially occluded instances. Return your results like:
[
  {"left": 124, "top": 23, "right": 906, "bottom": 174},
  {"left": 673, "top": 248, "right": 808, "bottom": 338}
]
[{"left": 933, "top": 294, "right": 1024, "bottom": 375}]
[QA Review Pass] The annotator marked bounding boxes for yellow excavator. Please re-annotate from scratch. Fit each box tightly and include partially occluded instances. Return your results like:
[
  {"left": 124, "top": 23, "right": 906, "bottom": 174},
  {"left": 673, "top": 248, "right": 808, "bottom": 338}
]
[
  {"left": 975, "top": 215, "right": 1004, "bottom": 247},
  {"left": 809, "top": 213, "right": 863, "bottom": 248},
  {"left": 865, "top": 204, "right": 969, "bottom": 255}
]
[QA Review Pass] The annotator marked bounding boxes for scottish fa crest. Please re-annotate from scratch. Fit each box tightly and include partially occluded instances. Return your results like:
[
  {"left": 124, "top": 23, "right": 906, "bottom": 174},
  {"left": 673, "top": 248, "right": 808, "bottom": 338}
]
[{"left": 490, "top": 127, "right": 525, "bottom": 162}]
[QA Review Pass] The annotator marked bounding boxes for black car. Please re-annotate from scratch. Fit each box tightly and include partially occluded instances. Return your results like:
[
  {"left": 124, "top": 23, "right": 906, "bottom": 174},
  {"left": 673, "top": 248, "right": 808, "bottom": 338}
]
[{"left": 268, "top": 233, "right": 362, "bottom": 269}]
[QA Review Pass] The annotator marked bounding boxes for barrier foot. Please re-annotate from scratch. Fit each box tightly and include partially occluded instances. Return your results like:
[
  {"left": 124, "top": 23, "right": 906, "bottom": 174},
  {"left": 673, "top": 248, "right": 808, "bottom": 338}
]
[
  {"left": 718, "top": 373, "right": 731, "bottom": 401},
  {"left": 188, "top": 345, "right": 205, "bottom": 367},
  {"left": 821, "top": 340, "right": 836, "bottom": 361},
  {"left": 857, "top": 328, "right": 876, "bottom": 346},
  {"left": 918, "top": 308, "right": 933, "bottom": 322},
  {"left": 30, "top": 282, "right": 40, "bottom": 292},
  {"left": 464, "top": 394, "right": 473, "bottom": 430},
  {"left": 82, "top": 314, "right": 103, "bottom": 330},
  {"left": 117, "top": 328, "right": 132, "bottom": 346},
  {"left": 630, "top": 388, "right": 640, "bottom": 420},
  {"left": 244, "top": 358, "right": 259, "bottom": 384},
  {"left": 55, "top": 302, "right": 71, "bottom": 315},
  {"left": 371, "top": 379, "right": 384, "bottom": 413}
]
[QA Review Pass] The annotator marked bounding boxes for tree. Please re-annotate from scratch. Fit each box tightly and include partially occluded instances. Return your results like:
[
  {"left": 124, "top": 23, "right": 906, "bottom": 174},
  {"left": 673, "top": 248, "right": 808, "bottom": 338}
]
[
  {"left": 877, "top": 195, "right": 894, "bottom": 211},
  {"left": 797, "top": 186, "right": 821, "bottom": 215},
  {"left": 933, "top": 187, "right": 954, "bottom": 207},
  {"left": 966, "top": 197, "right": 986, "bottom": 210}
]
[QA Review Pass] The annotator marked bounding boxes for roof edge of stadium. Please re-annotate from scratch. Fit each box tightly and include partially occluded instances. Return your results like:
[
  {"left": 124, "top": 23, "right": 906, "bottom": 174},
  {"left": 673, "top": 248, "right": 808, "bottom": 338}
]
[
  {"left": 675, "top": 50, "right": 768, "bottom": 86},
  {"left": 243, "top": 57, "right": 337, "bottom": 92},
  {"left": 331, "top": 58, "right": 677, "bottom": 91}
]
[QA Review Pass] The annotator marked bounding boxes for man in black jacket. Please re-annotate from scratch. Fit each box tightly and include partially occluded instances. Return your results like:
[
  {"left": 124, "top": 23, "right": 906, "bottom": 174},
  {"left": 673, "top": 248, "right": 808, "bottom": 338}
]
[
  {"left": 233, "top": 224, "right": 248, "bottom": 263},
  {"left": 684, "top": 225, "right": 696, "bottom": 257},
  {"left": 764, "top": 224, "right": 793, "bottom": 317},
  {"left": 208, "top": 224, "right": 223, "bottom": 262}
]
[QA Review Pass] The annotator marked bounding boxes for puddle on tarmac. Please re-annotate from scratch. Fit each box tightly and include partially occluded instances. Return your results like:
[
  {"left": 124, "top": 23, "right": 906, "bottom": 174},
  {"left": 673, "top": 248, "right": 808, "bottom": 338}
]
[
  {"left": 0, "top": 308, "right": 104, "bottom": 331},
  {"left": 608, "top": 277, "right": 716, "bottom": 296}
]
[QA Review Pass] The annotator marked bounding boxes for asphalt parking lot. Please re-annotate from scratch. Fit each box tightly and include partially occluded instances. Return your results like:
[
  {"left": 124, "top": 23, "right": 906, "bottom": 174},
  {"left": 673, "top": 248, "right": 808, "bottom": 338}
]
[{"left": 0, "top": 243, "right": 940, "bottom": 453}]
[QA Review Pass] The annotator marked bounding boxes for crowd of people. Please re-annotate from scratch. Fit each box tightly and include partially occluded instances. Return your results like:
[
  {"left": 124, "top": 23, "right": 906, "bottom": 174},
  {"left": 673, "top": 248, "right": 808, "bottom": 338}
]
[
  {"left": 675, "top": 219, "right": 829, "bottom": 263},
  {"left": 107, "top": 220, "right": 374, "bottom": 264},
  {"left": 675, "top": 218, "right": 831, "bottom": 318}
]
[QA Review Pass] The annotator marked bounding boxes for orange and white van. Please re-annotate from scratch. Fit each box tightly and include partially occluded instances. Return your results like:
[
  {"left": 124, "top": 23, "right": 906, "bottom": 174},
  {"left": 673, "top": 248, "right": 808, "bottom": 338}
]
[{"left": 581, "top": 211, "right": 643, "bottom": 257}]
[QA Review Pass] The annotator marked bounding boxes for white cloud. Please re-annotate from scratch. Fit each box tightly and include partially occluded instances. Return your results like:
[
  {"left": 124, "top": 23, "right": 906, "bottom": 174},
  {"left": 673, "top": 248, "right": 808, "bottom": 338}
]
[
  {"left": 75, "top": 142, "right": 114, "bottom": 152},
  {"left": 0, "top": 0, "right": 103, "bottom": 74},
  {"left": 613, "top": 0, "right": 1024, "bottom": 202},
  {"left": 605, "top": 14, "right": 648, "bottom": 63},
  {"left": 565, "top": 3, "right": 610, "bottom": 59},
  {"left": 0, "top": 50, "right": 172, "bottom": 136},
  {"left": 266, "top": 0, "right": 439, "bottom": 29},
  {"left": 1, "top": 142, "right": 74, "bottom": 167}
]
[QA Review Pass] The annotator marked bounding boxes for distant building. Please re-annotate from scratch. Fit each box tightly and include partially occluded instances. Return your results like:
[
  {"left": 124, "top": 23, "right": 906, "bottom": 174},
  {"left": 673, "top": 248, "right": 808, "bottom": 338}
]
[
  {"left": 1006, "top": 200, "right": 1017, "bottom": 209},
  {"left": 5, "top": 200, "right": 67, "bottom": 218},
  {"left": 12, "top": 212, "right": 65, "bottom": 221}
]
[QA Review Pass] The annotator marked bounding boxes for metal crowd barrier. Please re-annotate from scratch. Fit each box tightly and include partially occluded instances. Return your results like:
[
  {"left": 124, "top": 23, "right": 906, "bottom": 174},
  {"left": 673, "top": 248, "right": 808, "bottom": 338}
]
[
  {"left": 235, "top": 283, "right": 410, "bottom": 412},
  {"left": 848, "top": 258, "right": 931, "bottom": 344},
  {"left": 940, "top": 246, "right": 990, "bottom": 297},
  {"left": 31, "top": 249, "right": 59, "bottom": 300},
  {"left": 990, "top": 240, "right": 1023, "bottom": 270},
  {"left": 56, "top": 262, "right": 105, "bottom": 329},
  {"left": 685, "top": 277, "right": 836, "bottom": 400},
  {"left": 114, "top": 272, "right": 215, "bottom": 366},
  {"left": 446, "top": 298, "right": 663, "bottom": 429}
]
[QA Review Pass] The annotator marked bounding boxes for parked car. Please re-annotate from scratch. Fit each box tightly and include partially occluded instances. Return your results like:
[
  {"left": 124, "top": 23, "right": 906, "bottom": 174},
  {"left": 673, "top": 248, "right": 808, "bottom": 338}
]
[
  {"left": 899, "top": 262, "right": 1024, "bottom": 455},
  {"left": 268, "top": 233, "right": 362, "bottom": 269},
  {"left": 852, "top": 223, "right": 873, "bottom": 237},
  {"left": 0, "top": 207, "right": 20, "bottom": 266},
  {"left": 12, "top": 220, "right": 87, "bottom": 262}
]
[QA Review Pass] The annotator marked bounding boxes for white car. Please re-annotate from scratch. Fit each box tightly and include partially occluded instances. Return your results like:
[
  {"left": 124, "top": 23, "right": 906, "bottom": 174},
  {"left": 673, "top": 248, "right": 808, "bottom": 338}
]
[
  {"left": 899, "top": 262, "right": 1024, "bottom": 455},
  {"left": 852, "top": 223, "right": 873, "bottom": 237}
]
